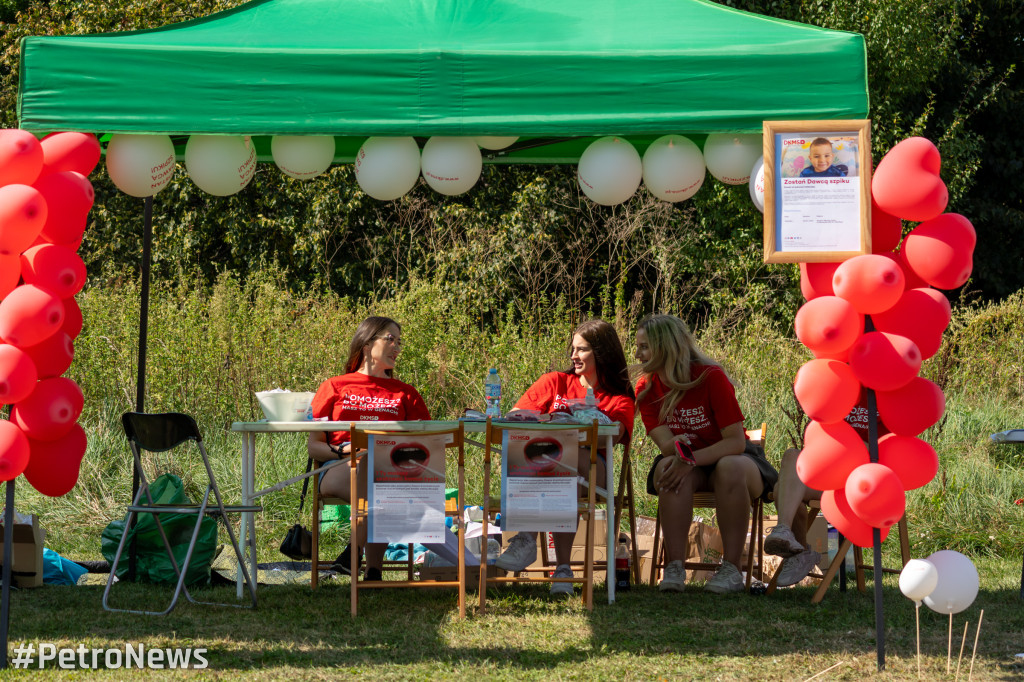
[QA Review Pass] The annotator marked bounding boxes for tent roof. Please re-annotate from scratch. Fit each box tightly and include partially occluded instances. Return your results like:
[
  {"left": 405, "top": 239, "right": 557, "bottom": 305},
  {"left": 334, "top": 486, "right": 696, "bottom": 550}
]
[{"left": 17, "top": 0, "right": 868, "bottom": 162}]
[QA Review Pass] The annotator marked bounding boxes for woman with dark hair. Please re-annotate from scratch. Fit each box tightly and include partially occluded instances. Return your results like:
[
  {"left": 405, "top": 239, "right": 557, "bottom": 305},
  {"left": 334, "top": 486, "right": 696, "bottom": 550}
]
[
  {"left": 495, "top": 319, "right": 635, "bottom": 594},
  {"left": 634, "top": 314, "right": 776, "bottom": 594},
  {"left": 307, "top": 316, "right": 430, "bottom": 580}
]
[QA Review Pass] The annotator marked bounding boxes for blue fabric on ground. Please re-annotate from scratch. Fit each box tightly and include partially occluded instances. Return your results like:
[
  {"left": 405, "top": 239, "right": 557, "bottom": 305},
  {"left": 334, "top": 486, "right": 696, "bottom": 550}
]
[{"left": 42, "top": 548, "right": 88, "bottom": 585}]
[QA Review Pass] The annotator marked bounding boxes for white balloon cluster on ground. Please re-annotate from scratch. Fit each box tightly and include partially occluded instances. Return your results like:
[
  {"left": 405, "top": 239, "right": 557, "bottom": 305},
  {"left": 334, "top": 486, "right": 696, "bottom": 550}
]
[
  {"left": 105, "top": 134, "right": 176, "bottom": 197},
  {"left": 578, "top": 136, "right": 642, "bottom": 206},
  {"left": 354, "top": 137, "right": 421, "bottom": 201},
  {"left": 271, "top": 135, "right": 335, "bottom": 180},
  {"left": 898, "top": 551, "right": 979, "bottom": 614},
  {"left": 420, "top": 137, "right": 483, "bottom": 196},
  {"left": 184, "top": 135, "right": 256, "bottom": 196},
  {"left": 642, "top": 135, "right": 705, "bottom": 203},
  {"left": 704, "top": 133, "right": 762, "bottom": 185}
]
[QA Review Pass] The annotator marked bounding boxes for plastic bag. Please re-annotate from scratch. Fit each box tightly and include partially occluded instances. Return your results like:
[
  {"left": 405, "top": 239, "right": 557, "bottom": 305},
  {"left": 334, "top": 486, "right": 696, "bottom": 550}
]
[{"left": 101, "top": 474, "right": 218, "bottom": 585}]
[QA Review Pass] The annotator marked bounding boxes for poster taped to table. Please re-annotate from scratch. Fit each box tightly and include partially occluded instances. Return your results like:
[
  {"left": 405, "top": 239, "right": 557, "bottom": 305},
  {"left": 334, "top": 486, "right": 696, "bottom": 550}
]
[
  {"left": 762, "top": 120, "right": 872, "bottom": 264},
  {"left": 500, "top": 428, "right": 582, "bottom": 532},
  {"left": 367, "top": 432, "right": 451, "bottom": 543}
]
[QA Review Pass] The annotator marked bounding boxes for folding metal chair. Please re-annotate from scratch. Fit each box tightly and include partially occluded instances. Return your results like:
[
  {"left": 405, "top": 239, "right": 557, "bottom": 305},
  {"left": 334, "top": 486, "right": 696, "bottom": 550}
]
[
  {"left": 347, "top": 423, "right": 467, "bottom": 618},
  {"left": 103, "top": 412, "right": 260, "bottom": 615},
  {"left": 478, "top": 419, "right": 601, "bottom": 611}
]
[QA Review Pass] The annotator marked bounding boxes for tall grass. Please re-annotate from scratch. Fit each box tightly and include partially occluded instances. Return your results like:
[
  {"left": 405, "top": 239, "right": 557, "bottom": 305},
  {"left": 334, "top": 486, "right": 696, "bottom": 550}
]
[{"left": 14, "top": 273, "right": 1024, "bottom": 567}]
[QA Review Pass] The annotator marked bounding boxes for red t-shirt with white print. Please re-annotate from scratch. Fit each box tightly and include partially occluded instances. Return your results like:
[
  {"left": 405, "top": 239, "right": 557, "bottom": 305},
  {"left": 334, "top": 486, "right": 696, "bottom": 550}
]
[
  {"left": 311, "top": 372, "right": 430, "bottom": 446},
  {"left": 635, "top": 365, "right": 744, "bottom": 450},
  {"left": 844, "top": 388, "right": 889, "bottom": 443},
  {"left": 513, "top": 371, "right": 635, "bottom": 442}
]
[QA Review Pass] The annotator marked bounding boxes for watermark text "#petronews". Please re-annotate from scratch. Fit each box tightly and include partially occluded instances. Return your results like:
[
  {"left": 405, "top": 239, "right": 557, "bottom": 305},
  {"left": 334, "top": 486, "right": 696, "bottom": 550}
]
[{"left": 11, "top": 642, "right": 208, "bottom": 669}]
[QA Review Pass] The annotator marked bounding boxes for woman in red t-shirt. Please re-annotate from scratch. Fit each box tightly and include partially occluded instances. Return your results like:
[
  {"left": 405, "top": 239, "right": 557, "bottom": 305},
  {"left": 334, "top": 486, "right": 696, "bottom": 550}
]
[
  {"left": 635, "top": 314, "right": 775, "bottom": 594},
  {"left": 495, "top": 319, "right": 635, "bottom": 594},
  {"left": 307, "top": 316, "right": 430, "bottom": 579}
]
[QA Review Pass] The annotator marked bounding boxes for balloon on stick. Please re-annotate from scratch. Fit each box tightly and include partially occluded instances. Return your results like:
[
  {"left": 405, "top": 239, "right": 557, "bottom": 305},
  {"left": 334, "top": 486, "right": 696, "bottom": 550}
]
[
  {"left": 794, "top": 295, "right": 863, "bottom": 356},
  {"left": 354, "top": 136, "right": 421, "bottom": 201},
  {"left": 0, "top": 129, "right": 44, "bottom": 187},
  {"left": 0, "top": 419, "right": 30, "bottom": 482},
  {"left": 832, "top": 254, "right": 906, "bottom": 315},
  {"left": 10, "top": 376, "right": 83, "bottom": 441},
  {"left": 23, "top": 423, "right": 87, "bottom": 497},
  {"left": 793, "top": 358, "right": 860, "bottom": 424},
  {"left": 849, "top": 331, "right": 921, "bottom": 391},
  {"left": 184, "top": 135, "right": 257, "bottom": 196},
  {"left": 578, "top": 136, "right": 642, "bottom": 206},
  {"left": 20, "top": 244, "right": 87, "bottom": 299},
  {"left": 642, "top": 135, "right": 705, "bottom": 203},
  {"left": 901, "top": 557, "right": 939, "bottom": 678},
  {"left": 271, "top": 135, "right": 335, "bottom": 180},
  {"left": 0, "top": 343, "right": 38, "bottom": 404},
  {"left": 105, "top": 134, "right": 176, "bottom": 197},
  {"left": 797, "top": 420, "right": 870, "bottom": 491},
  {"left": 0, "top": 184, "right": 47, "bottom": 256},
  {"left": 923, "top": 550, "right": 979, "bottom": 615},
  {"left": 39, "top": 132, "right": 101, "bottom": 177},
  {"left": 703, "top": 133, "right": 761, "bottom": 185},
  {"left": 420, "top": 136, "right": 483, "bottom": 197},
  {"left": 877, "top": 434, "right": 939, "bottom": 490},
  {"left": 872, "top": 136, "right": 948, "bottom": 222},
  {"left": 0, "top": 284, "right": 65, "bottom": 348}
]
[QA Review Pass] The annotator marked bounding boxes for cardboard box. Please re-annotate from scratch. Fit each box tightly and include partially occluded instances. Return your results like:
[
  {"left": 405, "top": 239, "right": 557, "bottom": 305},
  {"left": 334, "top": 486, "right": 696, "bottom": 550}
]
[
  {"left": 500, "top": 512, "right": 609, "bottom": 577},
  {"left": 0, "top": 514, "right": 44, "bottom": 588}
]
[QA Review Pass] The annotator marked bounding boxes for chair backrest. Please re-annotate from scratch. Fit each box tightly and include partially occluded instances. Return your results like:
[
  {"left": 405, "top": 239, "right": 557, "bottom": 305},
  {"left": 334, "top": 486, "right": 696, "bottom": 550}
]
[
  {"left": 745, "top": 422, "right": 767, "bottom": 447},
  {"left": 349, "top": 423, "right": 466, "bottom": 464},
  {"left": 122, "top": 412, "right": 203, "bottom": 453}
]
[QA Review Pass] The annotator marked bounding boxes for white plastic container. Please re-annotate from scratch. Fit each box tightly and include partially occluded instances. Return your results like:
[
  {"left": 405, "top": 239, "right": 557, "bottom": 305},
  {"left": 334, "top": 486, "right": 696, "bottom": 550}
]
[{"left": 256, "top": 391, "right": 315, "bottom": 421}]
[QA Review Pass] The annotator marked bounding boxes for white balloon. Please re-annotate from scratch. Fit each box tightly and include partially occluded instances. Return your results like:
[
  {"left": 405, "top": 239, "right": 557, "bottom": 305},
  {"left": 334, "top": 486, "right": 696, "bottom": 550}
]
[
  {"left": 184, "top": 135, "right": 256, "bottom": 196},
  {"left": 475, "top": 136, "right": 518, "bottom": 150},
  {"left": 704, "top": 133, "right": 762, "bottom": 185},
  {"left": 899, "top": 558, "right": 938, "bottom": 603},
  {"left": 749, "top": 156, "right": 765, "bottom": 213},
  {"left": 923, "top": 550, "right": 979, "bottom": 615},
  {"left": 105, "top": 134, "right": 176, "bottom": 198},
  {"left": 577, "top": 136, "right": 642, "bottom": 206},
  {"left": 271, "top": 135, "right": 334, "bottom": 180},
  {"left": 353, "top": 137, "right": 421, "bottom": 201},
  {"left": 642, "top": 135, "right": 705, "bottom": 203},
  {"left": 420, "top": 137, "right": 482, "bottom": 196}
]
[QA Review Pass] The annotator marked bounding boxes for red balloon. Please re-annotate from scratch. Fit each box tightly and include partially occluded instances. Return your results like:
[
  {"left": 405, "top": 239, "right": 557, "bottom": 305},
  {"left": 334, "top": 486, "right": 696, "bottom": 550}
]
[
  {"left": 794, "top": 359, "right": 860, "bottom": 424},
  {"left": 20, "top": 244, "right": 87, "bottom": 299},
  {"left": 0, "top": 130, "right": 44, "bottom": 188},
  {"left": 871, "top": 288, "right": 950, "bottom": 359},
  {"left": 871, "top": 198, "right": 903, "bottom": 254},
  {"left": 812, "top": 346, "right": 851, "bottom": 362},
  {"left": 799, "top": 262, "right": 841, "bottom": 300},
  {"left": 22, "top": 331, "right": 73, "bottom": 379},
  {"left": 0, "top": 420, "right": 30, "bottom": 482},
  {"left": 833, "top": 254, "right": 906, "bottom": 315},
  {"left": 33, "top": 172, "right": 93, "bottom": 247},
  {"left": 0, "top": 184, "right": 48, "bottom": 256},
  {"left": 821, "top": 488, "right": 892, "bottom": 548},
  {"left": 877, "top": 434, "right": 939, "bottom": 490},
  {"left": 795, "top": 296, "right": 863, "bottom": 355},
  {"left": 797, "top": 420, "right": 869, "bottom": 491},
  {"left": 0, "top": 284, "right": 64, "bottom": 348},
  {"left": 62, "top": 297, "right": 83, "bottom": 338},
  {"left": 871, "top": 137, "right": 948, "bottom": 222},
  {"left": 845, "top": 463, "right": 906, "bottom": 528},
  {"left": 39, "top": 132, "right": 101, "bottom": 177},
  {"left": 0, "top": 253, "right": 19, "bottom": 300},
  {"left": 876, "top": 377, "right": 945, "bottom": 436},
  {"left": 849, "top": 332, "right": 921, "bottom": 391},
  {"left": 10, "top": 376, "right": 83, "bottom": 441},
  {"left": 902, "top": 213, "right": 976, "bottom": 290},
  {"left": 0, "top": 344, "right": 38, "bottom": 404},
  {"left": 23, "top": 423, "right": 86, "bottom": 497}
]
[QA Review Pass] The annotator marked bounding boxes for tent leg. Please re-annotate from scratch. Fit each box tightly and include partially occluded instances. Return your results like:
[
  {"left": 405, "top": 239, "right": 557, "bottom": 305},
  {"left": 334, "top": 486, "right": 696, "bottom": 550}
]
[
  {"left": 129, "top": 195, "right": 154, "bottom": 581},
  {"left": 1, "top": 480, "right": 15, "bottom": 670}
]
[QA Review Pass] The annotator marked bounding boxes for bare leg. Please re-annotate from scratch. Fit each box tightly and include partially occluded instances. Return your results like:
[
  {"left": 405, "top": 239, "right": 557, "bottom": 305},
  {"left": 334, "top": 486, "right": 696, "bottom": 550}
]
[
  {"left": 319, "top": 455, "right": 387, "bottom": 571},
  {"left": 657, "top": 459, "right": 708, "bottom": 563},
  {"left": 552, "top": 450, "right": 606, "bottom": 565},
  {"left": 710, "top": 455, "right": 763, "bottom": 567}
]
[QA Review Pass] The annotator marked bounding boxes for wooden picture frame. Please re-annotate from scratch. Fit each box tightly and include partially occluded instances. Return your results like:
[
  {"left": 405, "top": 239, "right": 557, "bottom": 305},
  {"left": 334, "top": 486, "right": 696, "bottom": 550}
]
[{"left": 762, "top": 120, "right": 872, "bottom": 263}]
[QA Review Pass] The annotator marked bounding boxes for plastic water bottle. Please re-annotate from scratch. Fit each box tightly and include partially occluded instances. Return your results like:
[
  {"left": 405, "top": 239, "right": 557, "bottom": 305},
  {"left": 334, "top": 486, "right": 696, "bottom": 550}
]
[
  {"left": 484, "top": 368, "right": 502, "bottom": 418},
  {"left": 614, "top": 539, "right": 631, "bottom": 591},
  {"left": 827, "top": 523, "right": 854, "bottom": 573},
  {"left": 584, "top": 386, "right": 597, "bottom": 408}
]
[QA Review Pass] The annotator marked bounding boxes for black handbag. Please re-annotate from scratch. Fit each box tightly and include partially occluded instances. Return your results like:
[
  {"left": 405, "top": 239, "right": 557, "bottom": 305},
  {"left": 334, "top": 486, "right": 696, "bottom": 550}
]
[{"left": 279, "top": 457, "right": 314, "bottom": 560}]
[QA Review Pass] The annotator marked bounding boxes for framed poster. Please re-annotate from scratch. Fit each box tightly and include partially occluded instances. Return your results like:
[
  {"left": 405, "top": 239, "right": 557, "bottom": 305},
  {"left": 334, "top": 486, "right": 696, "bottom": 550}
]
[{"left": 763, "top": 120, "right": 872, "bottom": 263}]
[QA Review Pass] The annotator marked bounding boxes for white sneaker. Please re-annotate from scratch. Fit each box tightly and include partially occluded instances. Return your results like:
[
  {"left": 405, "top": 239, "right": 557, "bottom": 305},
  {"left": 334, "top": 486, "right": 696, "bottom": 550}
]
[
  {"left": 494, "top": 532, "right": 537, "bottom": 572},
  {"left": 764, "top": 523, "right": 804, "bottom": 558},
  {"left": 658, "top": 559, "right": 686, "bottom": 592},
  {"left": 705, "top": 560, "right": 745, "bottom": 594},
  {"left": 549, "top": 564, "right": 574, "bottom": 595},
  {"left": 776, "top": 549, "right": 821, "bottom": 587}
]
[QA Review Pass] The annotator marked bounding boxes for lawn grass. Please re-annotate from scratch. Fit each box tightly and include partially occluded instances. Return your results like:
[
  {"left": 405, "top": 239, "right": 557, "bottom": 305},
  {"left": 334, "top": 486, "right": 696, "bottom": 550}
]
[{"left": 5, "top": 559, "right": 1023, "bottom": 679}]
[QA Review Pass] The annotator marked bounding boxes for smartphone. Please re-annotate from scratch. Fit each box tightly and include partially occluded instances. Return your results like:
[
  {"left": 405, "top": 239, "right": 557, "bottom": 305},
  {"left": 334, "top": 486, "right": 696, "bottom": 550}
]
[{"left": 674, "top": 440, "right": 696, "bottom": 464}]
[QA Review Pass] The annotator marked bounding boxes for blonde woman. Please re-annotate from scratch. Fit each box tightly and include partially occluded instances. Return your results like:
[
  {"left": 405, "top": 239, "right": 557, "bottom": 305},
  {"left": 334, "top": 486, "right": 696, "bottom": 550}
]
[{"left": 634, "top": 314, "right": 777, "bottom": 593}]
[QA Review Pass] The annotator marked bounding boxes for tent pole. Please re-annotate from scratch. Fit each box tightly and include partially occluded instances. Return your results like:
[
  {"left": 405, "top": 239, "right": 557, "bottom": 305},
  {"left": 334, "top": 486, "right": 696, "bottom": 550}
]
[
  {"left": 865, "top": 316, "right": 885, "bottom": 671},
  {"left": 128, "top": 195, "right": 154, "bottom": 581},
  {"left": 1, "top": 480, "right": 15, "bottom": 670}
]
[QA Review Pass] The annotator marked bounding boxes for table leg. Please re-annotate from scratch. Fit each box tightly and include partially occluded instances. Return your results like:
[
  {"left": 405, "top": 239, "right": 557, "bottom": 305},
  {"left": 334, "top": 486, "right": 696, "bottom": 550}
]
[
  {"left": 238, "top": 433, "right": 256, "bottom": 599},
  {"left": 606, "top": 434, "right": 615, "bottom": 604}
]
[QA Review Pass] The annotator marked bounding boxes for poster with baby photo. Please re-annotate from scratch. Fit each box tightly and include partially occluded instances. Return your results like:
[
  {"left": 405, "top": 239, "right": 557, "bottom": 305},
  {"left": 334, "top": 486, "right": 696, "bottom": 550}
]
[{"left": 500, "top": 428, "right": 581, "bottom": 532}]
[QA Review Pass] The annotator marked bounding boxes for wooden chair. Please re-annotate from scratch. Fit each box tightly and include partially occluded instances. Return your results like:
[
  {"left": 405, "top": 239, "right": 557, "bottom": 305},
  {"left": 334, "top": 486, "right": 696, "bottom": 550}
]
[
  {"left": 763, "top": 500, "right": 912, "bottom": 602},
  {"left": 648, "top": 423, "right": 768, "bottom": 591},
  {"left": 613, "top": 441, "right": 641, "bottom": 584},
  {"left": 346, "top": 423, "right": 467, "bottom": 618},
  {"left": 478, "top": 419, "right": 601, "bottom": 611}
]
